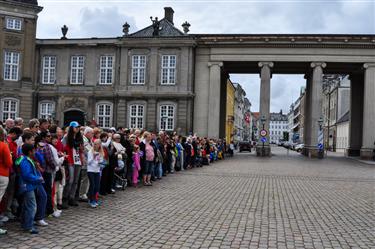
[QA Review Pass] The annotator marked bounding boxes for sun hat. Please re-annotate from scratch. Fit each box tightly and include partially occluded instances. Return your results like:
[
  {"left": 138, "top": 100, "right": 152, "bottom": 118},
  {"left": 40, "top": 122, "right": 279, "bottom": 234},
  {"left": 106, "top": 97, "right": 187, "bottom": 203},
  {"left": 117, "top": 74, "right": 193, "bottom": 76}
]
[{"left": 69, "top": 121, "right": 80, "bottom": 128}]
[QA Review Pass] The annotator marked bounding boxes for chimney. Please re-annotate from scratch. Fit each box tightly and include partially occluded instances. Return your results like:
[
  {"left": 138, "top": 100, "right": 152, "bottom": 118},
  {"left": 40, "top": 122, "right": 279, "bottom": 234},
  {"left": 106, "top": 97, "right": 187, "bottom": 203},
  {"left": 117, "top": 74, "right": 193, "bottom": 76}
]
[{"left": 164, "top": 7, "right": 174, "bottom": 24}]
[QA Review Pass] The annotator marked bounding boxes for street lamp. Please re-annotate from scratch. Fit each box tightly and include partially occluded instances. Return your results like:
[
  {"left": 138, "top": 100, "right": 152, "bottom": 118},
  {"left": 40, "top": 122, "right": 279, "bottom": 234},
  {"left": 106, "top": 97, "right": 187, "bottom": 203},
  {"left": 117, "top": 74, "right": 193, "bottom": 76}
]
[{"left": 318, "top": 117, "right": 324, "bottom": 158}]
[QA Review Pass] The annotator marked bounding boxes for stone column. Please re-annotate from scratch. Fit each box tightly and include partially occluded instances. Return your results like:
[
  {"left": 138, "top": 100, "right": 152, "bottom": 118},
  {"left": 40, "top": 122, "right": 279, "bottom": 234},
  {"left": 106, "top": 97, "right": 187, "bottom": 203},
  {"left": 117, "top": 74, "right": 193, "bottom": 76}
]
[
  {"left": 360, "top": 63, "right": 375, "bottom": 159},
  {"left": 207, "top": 62, "right": 223, "bottom": 138},
  {"left": 346, "top": 73, "right": 364, "bottom": 157},
  {"left": 304, "top": 62, "right": 326, "bottom": 158},
  {"left": 256, "top": 62, "right": 273, "bottom": 157}
]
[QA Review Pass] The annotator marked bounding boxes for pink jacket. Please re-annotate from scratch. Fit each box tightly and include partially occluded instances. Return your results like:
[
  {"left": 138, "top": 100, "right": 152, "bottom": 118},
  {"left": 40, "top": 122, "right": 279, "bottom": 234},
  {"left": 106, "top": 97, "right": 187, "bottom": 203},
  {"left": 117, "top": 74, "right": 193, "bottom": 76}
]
[{"left": 132, "top": 152, "right": 141, "bottom": 171}]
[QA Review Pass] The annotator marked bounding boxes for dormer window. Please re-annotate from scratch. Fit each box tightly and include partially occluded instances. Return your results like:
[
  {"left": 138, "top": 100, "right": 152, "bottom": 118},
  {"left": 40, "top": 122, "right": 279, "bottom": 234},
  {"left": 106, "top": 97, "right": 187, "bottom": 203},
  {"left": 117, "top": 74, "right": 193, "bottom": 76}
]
[{"left": 6, "top": 17, "right": 22, "bottom": 31}]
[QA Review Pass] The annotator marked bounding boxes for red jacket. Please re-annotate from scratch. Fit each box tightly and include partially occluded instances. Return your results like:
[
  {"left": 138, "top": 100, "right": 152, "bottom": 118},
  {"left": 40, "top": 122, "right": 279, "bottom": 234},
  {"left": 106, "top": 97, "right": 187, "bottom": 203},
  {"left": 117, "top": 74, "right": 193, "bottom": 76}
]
[
  {"left": 0, "top": 141, "right": 13, "bottom": 177},
  {"left": 64, "top": 144, "right": 85, "bottom": 166},
  {"left": 7, "top": 136, "right": 18, "bottom": 161}
]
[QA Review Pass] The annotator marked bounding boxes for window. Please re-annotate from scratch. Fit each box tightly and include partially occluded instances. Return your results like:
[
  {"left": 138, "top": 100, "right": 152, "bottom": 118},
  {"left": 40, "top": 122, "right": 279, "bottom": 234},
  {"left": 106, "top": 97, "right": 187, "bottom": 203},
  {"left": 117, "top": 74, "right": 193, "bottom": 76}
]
[
  {"left": 131, "top": 55, "right": 146, "bottom": 84},
  {"left": 96, "top": 103, "right": 112, "bottom": 128},
  {"left": 100, "top": 56, "right": 113, "bottom": 84},
  {"left": 129, "top": 105, "right": 144, "bottom": 129},
  {"left": 39, "top": 102, "right": 55, "bottom": 119},
  {"left": 160, "top": 105, "right": 174, "bottom": 131},
  {"left": 3, "top": 51, "right": 19, "bottom": 81},
  {"left": 70, "top": 56, "right": 85, "bottom": 84},
  {"left": 1, "top": 98, "right": 18, "bottom": 121},
  {"left": 161, "top": 55, "right": 176, "bottom": 85},
  {"left": 42, "top": 56, "right": 56, "bottom": 84},
  {"left": 6, "top": 17, "right": 22, "bottom": 30}
]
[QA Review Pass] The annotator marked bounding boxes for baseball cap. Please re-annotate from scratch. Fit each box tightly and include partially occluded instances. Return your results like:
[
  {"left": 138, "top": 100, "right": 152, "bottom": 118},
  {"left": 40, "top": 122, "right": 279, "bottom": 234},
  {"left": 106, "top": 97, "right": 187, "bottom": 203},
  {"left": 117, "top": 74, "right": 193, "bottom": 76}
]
[{"left": 69, "top": 121, "right": 80, "bottom": 128}]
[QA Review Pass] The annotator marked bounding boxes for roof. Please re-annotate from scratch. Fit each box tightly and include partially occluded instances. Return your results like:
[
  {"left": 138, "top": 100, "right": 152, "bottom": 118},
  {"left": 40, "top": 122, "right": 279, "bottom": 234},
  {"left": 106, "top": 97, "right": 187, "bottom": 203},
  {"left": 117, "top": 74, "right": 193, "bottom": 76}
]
[
  {"left": 270, "top": 112, "right": 288, "bottom": 121},
  {"left": 5, "top": 0, "right": 38, "bottom": 5},
  {"left": 129, "top": 18, "right": 185, "bottom": 37},
  {"left": 337, "top": 111, "right": 350, "bottom": 124}
]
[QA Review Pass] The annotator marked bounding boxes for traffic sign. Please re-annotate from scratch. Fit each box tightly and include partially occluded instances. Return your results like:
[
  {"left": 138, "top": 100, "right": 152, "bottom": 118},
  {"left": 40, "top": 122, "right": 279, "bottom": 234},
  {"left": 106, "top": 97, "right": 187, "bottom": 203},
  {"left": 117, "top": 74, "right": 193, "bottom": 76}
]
[
  {"left": 317, "top": 143, "right": 323, "bottom": 150},
  {"left": 261, "top": 137, "right": 267, "bottom": 143},
  {"left": 260, "top": 129, "right": 268, "bottom": 137}
]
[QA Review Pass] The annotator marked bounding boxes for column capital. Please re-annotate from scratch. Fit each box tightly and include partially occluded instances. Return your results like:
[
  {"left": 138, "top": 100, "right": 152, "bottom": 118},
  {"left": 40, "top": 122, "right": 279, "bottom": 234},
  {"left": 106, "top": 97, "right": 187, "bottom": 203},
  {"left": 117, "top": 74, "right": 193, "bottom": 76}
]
[
  {"left": 363, "top": 63, "right": 375, "bottom": 69},
  {"left": 310, "top": 62, "right": 326, "bottom": 68},
  {"left": 208, "top": 62, "right": 223, "bottom": 68},
  {"left": 258, "top": 61, "right": 274, "bottom": 68}
]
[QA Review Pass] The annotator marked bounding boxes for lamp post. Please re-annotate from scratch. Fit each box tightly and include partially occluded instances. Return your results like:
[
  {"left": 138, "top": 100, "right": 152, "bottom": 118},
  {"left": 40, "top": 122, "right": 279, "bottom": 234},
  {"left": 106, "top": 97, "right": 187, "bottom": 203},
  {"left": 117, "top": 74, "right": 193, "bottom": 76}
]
[{"left": 260, "top": 115, "right": 266, "bottom": 156}]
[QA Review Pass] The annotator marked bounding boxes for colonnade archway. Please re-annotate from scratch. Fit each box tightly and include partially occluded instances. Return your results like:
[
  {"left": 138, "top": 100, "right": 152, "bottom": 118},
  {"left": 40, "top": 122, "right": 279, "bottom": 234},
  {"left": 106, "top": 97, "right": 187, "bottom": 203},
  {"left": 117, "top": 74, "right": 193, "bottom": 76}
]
[{"left": 193, "top": 37, "right": 375, "bottom": 159}]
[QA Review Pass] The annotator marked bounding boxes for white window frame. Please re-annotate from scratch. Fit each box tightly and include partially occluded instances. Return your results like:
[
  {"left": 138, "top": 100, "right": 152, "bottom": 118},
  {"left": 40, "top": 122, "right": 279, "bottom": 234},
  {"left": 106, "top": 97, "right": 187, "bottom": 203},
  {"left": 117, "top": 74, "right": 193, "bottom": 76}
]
[
  {"left": 159, "top": 104, "right": 175, "bottom": 131},
  {"left": 99, "top": 55, "right": 114, "bottom": 85},
  {"left": 70, "top": 55, "right": 85, "bottom": 84},
  {"left": 1, "top": 98, "right": 19, "bottom": 122},
  {"left": 96, "top": 102, "right": 113, "bottom": 128},
  {"left": 39, "top": 101, "right": 55, "bottom": 119},
  {"left": 3, "top": 51, "right": 20, "bottom": 81},
  {"left": 161, "top": 55, "right": 176, "bottom": 85},
  {"left": 42, "top": 56, "right": 56, "bottom": 84},
  {"left": 6, "top": 17, "right": 22, "bottom": 31},
  {"left": 131, "top": 55, "right": 146, "bottom": 85},
  {"left": 129, "top": 104, "right": 145, "bottom": 129}
]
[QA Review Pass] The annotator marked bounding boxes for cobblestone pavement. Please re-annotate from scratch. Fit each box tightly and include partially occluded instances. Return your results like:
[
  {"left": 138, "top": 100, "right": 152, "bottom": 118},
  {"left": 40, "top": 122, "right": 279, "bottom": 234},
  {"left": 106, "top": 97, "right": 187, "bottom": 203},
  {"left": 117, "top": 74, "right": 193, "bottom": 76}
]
[{"left": 1, "top": 147, "right": 374, "bottom": 249}]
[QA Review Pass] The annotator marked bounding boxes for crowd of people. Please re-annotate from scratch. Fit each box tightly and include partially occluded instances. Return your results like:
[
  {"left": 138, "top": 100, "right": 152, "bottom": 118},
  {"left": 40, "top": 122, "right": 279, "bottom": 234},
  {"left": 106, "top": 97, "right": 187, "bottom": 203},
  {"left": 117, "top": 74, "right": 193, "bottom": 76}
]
[{"left": 0, "top": 117, "right": 229, "bottom": 235}]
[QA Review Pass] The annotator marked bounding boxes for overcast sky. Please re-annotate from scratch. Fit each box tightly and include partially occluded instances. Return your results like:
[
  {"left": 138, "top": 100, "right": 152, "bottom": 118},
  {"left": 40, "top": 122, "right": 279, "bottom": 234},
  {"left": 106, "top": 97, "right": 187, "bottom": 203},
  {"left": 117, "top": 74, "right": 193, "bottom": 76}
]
[{"left": 37, "top": 0, "right": 374, "bottom": 113}]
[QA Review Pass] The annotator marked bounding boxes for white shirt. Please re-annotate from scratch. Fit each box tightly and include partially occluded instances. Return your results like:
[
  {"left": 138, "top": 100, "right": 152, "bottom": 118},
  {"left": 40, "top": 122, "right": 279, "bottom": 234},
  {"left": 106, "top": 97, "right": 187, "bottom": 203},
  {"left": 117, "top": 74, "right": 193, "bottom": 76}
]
[
  {"left": 49, "top": 144, "right": 65, "bottom": 171},
  {"left": 87, "top": 150, "right": 104, "bottom": 173}
]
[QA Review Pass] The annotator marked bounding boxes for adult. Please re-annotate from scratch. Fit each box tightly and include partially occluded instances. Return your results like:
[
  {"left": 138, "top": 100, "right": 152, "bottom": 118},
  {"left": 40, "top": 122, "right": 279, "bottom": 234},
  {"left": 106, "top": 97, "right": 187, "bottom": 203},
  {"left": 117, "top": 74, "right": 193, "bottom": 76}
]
[
  {"left": 36, "top": 131, "right": 56, "bottom": 217},
  {"left": 38, "top": 119, "right": 49, "bottom": 133},
  {"left": 63, "top": 121, "right": 84, "bottom": 207},
  {"left": 28, "top": 119, "right": 40, "bottom": 135},
  {"left": 140, "top": 132, "right": 157, "bottom": 186},
  {"left": 4, "top": 119, "right": 15, "bottom": 133},
  {"left": 79, "top": 127, "right": 94, "bottom": 202},
  {"left": 0, "top": 127, "right": 12, "bottom": 235}
]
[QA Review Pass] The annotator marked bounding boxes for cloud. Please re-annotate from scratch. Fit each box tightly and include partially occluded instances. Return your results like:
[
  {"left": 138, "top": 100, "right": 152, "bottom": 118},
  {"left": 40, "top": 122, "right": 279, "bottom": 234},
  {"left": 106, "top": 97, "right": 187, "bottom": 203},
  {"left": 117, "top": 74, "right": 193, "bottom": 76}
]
[{"left": 79, "top": 7, "right": 137, "bottom": 38}]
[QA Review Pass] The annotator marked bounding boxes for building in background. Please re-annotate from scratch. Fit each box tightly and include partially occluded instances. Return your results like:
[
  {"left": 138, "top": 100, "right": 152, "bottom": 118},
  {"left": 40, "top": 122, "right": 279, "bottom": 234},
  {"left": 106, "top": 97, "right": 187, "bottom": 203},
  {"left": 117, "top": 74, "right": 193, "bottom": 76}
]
[
  {"left": 336, "top": 111, "right": 350, "bottom": 153},
  {"left": 225, "top": 79, "right": 235, "bottom": 144},
  {"left": 270, "top": 110, "right": 288, "bottom": 144},
  {"left": 251, "top": 112, "right": 260, "bottom": 141},
  {"left": 243, "top": 98, "right": 252, "bottom": 141},
  {"left": 322, "top": 75, "right": 350, "bottom": 151},
  {"left": 287, "top": 87, "right": 306, "bottom": 144},
  {"left": 233, "top": 83, "right": 246, "bottom": 142}
]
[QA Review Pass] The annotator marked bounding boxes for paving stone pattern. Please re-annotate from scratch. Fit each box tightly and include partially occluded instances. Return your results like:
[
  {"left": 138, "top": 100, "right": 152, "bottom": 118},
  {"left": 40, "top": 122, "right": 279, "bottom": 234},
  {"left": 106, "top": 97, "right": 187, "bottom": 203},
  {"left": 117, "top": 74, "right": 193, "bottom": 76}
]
[{"left": 0, "top": 147, "right": 374, "bottom": 249}]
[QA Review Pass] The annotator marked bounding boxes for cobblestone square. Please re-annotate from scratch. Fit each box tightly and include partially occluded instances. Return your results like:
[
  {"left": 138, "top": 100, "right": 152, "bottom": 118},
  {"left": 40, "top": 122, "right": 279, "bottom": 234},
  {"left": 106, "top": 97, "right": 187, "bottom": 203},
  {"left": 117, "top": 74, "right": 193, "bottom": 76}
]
[{"left": 0, "top": 148, "right": 374, "bottom": 249}]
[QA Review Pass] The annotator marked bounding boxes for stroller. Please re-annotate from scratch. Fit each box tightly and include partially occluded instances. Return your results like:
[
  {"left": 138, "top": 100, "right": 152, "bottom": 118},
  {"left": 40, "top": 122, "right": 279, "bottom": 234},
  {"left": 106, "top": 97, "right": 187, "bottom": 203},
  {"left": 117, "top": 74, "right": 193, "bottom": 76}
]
[{"left": 113, "top": 157, "right": 127, "bottom": 190}]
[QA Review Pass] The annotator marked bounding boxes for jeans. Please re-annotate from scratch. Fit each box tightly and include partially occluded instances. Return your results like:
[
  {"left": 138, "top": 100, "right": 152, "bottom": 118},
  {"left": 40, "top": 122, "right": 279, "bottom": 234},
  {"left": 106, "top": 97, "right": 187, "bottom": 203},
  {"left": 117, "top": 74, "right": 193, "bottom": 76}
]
[
  {"left": 42, "top": 172, "right": 53, "bottom": 215},
  {"left": 144, "top": 161, "right": 154, "bottom": 176},
  {"left": 21, "top": 190, "right": 36, "bottom": 230},
  {"left": 78, "top": 168, "right": 89, "bottom": 199},
  {"left": 63, "top": 164, "right": 81, "bottom": 201},
  {"left": 87, "top": 172, "right": 100, "bottom": 202},
  {"left": 154, "top": 163, "right": 163, "bottom": 178},
  {"left": 34, "top": 184, "right": 47, "bottom": 221},
  {"left": 0, "top": 176, "right": 9, "bottom": 201}
]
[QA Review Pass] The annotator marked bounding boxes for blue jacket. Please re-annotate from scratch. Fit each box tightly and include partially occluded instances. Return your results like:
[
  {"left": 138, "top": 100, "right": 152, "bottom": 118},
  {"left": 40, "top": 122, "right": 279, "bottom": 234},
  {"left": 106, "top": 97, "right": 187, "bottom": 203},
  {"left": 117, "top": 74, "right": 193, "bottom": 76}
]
[{"left": 18, "top": 156, "right": 43, "bottom": 194}]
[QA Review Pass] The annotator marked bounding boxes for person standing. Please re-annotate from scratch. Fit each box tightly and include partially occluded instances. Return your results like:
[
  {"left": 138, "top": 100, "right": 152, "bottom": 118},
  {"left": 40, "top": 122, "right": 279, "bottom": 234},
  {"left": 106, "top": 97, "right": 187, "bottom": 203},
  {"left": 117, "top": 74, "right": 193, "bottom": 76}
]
[
  {"left": 140, "top": 132, "right": 157, "bottom": 186},
  {"left": 63, "top": 122, "right": 84, "bottom": 207},
  {"left": 19, "top": 143, "right": 46, "bottom": 234},
  {"left": 87, "top": 140, "right": 104, "bottom": 208},
  {"left": 0, "top": 127, "right": 12, "bottom": 235}
]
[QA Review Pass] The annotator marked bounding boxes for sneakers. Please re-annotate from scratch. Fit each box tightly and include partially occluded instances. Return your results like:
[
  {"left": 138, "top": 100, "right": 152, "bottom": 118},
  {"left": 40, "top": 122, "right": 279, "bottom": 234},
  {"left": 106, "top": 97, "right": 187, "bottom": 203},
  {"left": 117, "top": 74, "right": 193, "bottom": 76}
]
[
  {"left": 52, "top": 210, "right": 62, "bottom": 218},
  {"left": 79, "top": 194, "right": 89, "bottom": 202},
  {"left": 0, "top": 215, "right": 9, "bottom": 223},
  {"left": 35, "top": 219, "right": 48, "bottom": 226},
  {"left": 0, "top": 228, "right": 7, "bottom": 235},
  {"left": 26, "top": 228, "right": 38, "bottom": 234},
  {"left": 89, "top": 201, "right": 97, "bottom": 208},
  {"left": 5, "top": 212, "right": 16, "bottom": 220}
]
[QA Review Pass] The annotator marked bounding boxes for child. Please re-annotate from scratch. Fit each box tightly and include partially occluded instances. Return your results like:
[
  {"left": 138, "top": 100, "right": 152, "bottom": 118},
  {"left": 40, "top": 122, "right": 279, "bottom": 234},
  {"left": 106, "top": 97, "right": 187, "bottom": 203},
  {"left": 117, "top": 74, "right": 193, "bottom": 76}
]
[
  {"left": 87, "top": 140, "right": 104, "bottom": 208},
  {"left": 132, "top": 145, "right": 141, "bottom": 187},
  {"left": 19, "top": 144, "right": 46, "bottom": 234},
  {"left": 50, "top": 134, "right": 66, "bottom": 215}
]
